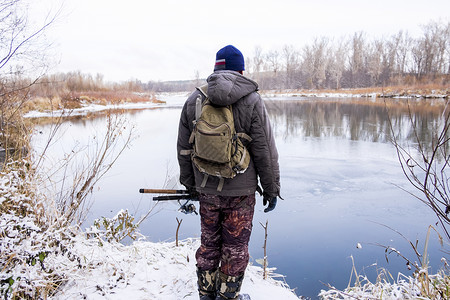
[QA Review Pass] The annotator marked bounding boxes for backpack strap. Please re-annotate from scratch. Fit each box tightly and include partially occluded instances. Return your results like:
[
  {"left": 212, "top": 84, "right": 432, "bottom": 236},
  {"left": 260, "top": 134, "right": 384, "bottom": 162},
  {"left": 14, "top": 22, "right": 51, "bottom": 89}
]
[
  {"left": 195, "top": 94, "right": 202, "bottom": 121},
  {"left": 182, "top": 86, "right": 208, "bottom": 156},
  {"left": 236, "top": 132, "right": 252, "bottom": 142},
  {"left": 217, "top": 178, "right": 224, "bottom": 192},
  {"left": 200, "top": 174, "right": 209, "bottom": 188},
  {"left": 180, "top": 149, "right": 192, "bottom": 155},
  {"left": 187, "top": 84, "right": 209, "bottom": 146},
  {"left": 195, "top": 84, "right": 208, "bottom": 121},
  {"left": 197, "top": 84, "right": 208, "bottom": 97}
]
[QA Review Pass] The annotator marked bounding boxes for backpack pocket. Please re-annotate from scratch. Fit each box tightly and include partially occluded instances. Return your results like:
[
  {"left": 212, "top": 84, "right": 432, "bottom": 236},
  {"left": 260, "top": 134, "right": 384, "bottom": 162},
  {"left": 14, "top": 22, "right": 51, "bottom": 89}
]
[
  {"left": 194, "top": 120, "right": 232, "bottom": 164},
  {"left": 231, "top": 137, "right": 250, "bottom": 174}
]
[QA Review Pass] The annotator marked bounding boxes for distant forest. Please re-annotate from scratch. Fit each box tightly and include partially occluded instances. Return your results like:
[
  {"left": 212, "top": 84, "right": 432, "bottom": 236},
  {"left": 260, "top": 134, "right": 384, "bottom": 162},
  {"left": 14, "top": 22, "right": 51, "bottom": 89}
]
[
  {"left": 247, "top": 19, "right": 450, "bottom": 91},
  {"left": 32, "top": 19, "right": 449, "bottom": 95}
]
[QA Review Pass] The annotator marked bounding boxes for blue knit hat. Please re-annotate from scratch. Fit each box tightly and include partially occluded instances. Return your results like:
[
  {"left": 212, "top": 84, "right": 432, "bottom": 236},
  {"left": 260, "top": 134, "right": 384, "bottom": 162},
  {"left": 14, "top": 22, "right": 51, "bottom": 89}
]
[{"left": 214, "top": 45, "right": 245, "bottom": 72}]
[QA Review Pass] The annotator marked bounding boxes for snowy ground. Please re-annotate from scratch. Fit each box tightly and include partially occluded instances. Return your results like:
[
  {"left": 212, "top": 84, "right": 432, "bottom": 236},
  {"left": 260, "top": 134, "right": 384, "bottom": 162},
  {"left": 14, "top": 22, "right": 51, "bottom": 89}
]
[{"left": 51, "top": 237, "right": 300, "bottom": 300}]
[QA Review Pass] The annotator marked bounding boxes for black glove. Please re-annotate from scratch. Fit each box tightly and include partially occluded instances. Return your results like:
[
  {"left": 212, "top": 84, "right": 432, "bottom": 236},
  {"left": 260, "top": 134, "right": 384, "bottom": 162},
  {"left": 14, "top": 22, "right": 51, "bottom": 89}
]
[
  {"left": 263, "top": 195, "right": 277, "bottom": 213},
  {"left": 186, "top": 186, "right": 199, "bottom": 201}
]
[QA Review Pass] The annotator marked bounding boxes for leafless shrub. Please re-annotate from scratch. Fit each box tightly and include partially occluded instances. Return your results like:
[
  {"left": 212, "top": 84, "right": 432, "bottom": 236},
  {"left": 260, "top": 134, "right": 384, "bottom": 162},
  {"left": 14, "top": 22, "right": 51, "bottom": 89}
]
[
  {"left": 34, "top": 112, "right": 135, "bottom": 226},
  {"left": 387, "top": 99, "right": 450, "bottom": 240}
]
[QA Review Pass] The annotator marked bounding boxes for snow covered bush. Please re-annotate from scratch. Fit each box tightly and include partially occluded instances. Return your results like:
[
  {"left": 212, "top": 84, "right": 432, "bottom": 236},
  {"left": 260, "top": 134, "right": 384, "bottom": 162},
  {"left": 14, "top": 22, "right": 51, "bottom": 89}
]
[
  {"left": 0, "top": 161, "right": 82, "bottom": 299},
  {"left": 87, "top": 209, "right": 143, "bottom": 243},
  {"left": 319, "top": 269, "right": 450, "bottom": 299},
  {"left": 319, "top": 252, "right": 450, "bottom": 300}
]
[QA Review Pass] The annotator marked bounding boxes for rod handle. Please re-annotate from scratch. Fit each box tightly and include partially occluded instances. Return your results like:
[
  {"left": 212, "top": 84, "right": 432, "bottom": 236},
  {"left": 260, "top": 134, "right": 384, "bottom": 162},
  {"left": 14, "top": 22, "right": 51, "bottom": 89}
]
[{"left": 139, "top": 188, "right": 188, "bottom": 194}]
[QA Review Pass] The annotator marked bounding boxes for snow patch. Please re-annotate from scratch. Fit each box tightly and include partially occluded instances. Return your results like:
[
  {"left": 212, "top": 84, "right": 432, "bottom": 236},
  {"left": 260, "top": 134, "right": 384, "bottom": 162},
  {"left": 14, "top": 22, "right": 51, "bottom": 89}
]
[
  {"left": 51, "top": 238, "right": 301, "bottom": 300},
  {"left": 23, "top": 102, "right": 166, "bottom": 118}
]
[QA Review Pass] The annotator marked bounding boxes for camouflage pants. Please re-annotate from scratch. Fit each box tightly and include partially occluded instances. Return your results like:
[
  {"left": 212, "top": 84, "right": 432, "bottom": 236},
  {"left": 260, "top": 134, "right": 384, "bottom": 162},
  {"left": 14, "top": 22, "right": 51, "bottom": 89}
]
[{"left": 196, "top": 193, "right": 255, "bottom": 276}]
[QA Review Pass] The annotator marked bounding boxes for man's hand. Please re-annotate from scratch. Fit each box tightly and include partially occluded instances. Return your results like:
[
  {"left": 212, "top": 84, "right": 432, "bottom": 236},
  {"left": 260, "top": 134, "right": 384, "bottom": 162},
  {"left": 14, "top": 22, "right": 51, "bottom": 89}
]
[
  {"left": 187, "top": 186, "right": 199, "bottom": 201},
  {"left": 263, "top": 195, "right": 277, "bottom": 213}
]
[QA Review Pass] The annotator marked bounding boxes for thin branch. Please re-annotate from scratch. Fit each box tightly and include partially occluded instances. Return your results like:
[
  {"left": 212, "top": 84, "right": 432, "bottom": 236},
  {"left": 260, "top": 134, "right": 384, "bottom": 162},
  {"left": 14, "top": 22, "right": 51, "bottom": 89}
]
[
  {"left": 0, "top": 5, "right": 58, "bottom": 70},
  {"left": 260, "top": 220, "right": 269, "bottom": 279},
  {"left": 176, "top": 217, "right": 183, "bottom": 247}
]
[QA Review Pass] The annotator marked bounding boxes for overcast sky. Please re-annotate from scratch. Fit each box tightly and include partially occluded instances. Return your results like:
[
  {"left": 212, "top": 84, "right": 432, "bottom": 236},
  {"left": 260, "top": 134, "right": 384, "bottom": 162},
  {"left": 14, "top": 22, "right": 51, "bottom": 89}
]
[{"left": 32, "top": 0, "right": 450, "bottom": 83}]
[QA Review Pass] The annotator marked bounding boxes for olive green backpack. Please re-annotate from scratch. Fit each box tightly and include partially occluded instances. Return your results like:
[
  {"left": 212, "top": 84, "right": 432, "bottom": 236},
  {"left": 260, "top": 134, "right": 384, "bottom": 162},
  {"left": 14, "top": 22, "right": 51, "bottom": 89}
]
[{"left": 188, "top": 84, "right": 251, "bottom": 191}]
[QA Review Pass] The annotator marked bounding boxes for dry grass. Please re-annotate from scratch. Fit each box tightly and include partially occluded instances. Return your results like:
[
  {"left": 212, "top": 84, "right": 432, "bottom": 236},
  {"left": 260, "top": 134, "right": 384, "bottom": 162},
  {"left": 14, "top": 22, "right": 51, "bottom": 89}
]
[
  {"left": 320, "top": 253, "right": 450, "bottom": 299},
  {"left": 73, "top": 90, "right": 164, "bottom": 104},
  {"left": 64, "top": 91, "right": 165, "bottom": 106},
  {"left": 22, "top": 91, "right": 165, "bottom": 114},
  {"left": 21, "top": 96, "right": 63, "bottom": 112},
  {"left": 1, "top": 91, "right": 33, "bottom": 164}
]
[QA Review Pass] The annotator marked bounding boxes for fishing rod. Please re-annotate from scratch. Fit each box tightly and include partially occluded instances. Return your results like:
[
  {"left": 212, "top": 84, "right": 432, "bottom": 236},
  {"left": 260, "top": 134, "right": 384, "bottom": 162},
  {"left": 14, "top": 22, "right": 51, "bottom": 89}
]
[{"left": 139, "top": 188, "right": 198, "bottom": 215}]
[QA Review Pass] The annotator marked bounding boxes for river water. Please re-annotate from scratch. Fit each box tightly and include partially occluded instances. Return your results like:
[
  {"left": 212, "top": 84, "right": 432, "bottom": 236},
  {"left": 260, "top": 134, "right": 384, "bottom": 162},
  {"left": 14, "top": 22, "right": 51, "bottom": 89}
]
[{"left": 31, "top": 94, "right": 448, "bottom": 299}]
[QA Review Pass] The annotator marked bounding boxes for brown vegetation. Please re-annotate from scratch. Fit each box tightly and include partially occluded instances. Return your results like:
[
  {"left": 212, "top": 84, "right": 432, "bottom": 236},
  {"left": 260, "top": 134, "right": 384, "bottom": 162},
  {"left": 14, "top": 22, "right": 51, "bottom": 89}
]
[{"left": 22, "top": 72, "right": 165, "bottom": 113}]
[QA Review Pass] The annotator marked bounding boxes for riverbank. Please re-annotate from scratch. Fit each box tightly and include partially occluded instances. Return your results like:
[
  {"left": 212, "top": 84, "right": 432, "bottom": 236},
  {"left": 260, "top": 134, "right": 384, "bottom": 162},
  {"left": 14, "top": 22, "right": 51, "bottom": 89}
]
[
  {"left": 260, "top": 86, "right": 449, "bottom": 99},
  {"left": 22, "top": 86, "right": 449, "bottom": 120},
  {"left": 24, "top": 85, "right": 449, "bottom": 116}
]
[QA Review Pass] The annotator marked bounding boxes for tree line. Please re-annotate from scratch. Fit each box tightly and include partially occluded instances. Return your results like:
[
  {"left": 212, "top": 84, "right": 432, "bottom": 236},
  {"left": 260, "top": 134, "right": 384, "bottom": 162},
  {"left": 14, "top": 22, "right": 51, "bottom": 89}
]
[
  {"left": 29, "top": 71, "right": 197, "bottom": 96},
  {"left": 246, "top": 20, "right": 449, "bottom": 90},
  {"left": 27, "top": 19, "right": 450, "bottom": 96}
]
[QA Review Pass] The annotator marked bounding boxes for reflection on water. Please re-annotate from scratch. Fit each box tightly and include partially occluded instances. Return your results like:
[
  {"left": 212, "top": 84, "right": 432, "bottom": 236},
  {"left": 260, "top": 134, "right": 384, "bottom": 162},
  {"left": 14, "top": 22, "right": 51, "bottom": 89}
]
[
  {"left": 265, "top": 97, "right": 447, "bottom": 154},
  {"left": 31, "top": 97, "right": 449, "bottom": 299},
  {"left": 260, "top": 98, "right": 448, "bottom": 298}
]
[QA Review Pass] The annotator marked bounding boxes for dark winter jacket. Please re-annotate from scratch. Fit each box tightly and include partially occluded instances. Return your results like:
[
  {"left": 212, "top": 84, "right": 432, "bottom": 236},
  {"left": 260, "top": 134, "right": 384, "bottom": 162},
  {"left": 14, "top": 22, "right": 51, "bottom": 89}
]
[{"left": 177, "top": 70, "right": 280, "bottom": 198}]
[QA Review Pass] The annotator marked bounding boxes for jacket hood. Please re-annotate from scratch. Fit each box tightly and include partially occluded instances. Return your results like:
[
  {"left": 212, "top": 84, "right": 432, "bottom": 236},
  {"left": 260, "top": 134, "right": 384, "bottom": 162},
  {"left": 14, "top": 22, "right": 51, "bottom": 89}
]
[{"left": 206, "top": 70, "right": 258, "bottom": 106}]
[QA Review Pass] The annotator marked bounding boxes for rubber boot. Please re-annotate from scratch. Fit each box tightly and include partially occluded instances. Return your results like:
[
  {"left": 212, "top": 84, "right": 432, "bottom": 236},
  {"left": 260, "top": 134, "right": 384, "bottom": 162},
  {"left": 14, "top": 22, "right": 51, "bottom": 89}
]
[
  {"left": 215, "top": 295, "right": 250, "bottom": 300},
  {"left": 197, "top": 268, "right": 218, "bottom": 300},
  {"left": 215, "top": 270, "right": 247, "bottom": 300}
]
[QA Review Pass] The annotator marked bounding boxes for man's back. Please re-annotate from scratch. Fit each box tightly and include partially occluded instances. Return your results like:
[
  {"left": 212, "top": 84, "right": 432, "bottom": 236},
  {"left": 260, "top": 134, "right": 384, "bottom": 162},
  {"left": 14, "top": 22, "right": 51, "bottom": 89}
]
[{"left": 178, "top": 70, "right": 280, "bottom": 198}]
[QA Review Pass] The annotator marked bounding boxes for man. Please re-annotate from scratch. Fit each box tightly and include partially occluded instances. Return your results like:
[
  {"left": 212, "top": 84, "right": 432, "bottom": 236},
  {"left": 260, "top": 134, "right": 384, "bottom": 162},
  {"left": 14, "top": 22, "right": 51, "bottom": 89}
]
[{"left": 177, "top": 45, "right": 280, "bottom": 300}]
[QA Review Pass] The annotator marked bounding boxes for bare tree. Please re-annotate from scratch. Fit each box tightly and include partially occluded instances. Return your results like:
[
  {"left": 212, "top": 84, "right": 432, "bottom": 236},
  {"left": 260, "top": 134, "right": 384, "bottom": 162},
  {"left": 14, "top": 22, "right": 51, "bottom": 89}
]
[
  {"left": 411, "top": 39, "right": 426, "bottom": 77},
  {"left": 367, "top": 39, "right": 384, "bottom": 86},
  {"left": 327, "top": 38, "right": 348, "bottom": 89},
  {"left": 302, "top": 37, "right": 329, "bottom": 89},
  {"left": 193, "top": 70, "right": 201, "bottom": 88},
  {"left": 348, "top": 32, "right": 367, "bottom": 87},
  {"left": 252, "top": 46, "right": 264, "bottom": 77},
  {"left": 446, "top": 23, "right": 450, "bottom": 75},
  {"left": 266, "top": 50, "right": 280, "bottom": 75},
  {"left": 0, "top": 0, "right": 57, "bottom": 78},
  {"left": 282, "top": 44, "right": 299, "bottom": 89},
  {"left": 381, "top": 36, "right": 399, "bottom": 85},
  {"left": 393, "top": 31, "right": 412, "bottom": 79},
  {"left": 411, "top": 20, "right": 450, "bottom": 77},
  {"left": 0, "top": 0, "right": 58, "bottom": 159},
  {"left": 265, "top": 50, "right": 280, "bottom": 89}
]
